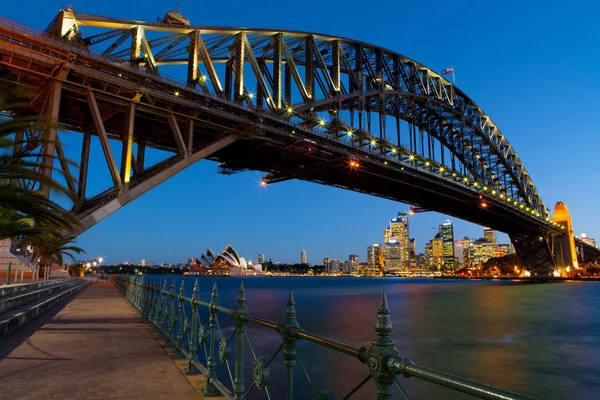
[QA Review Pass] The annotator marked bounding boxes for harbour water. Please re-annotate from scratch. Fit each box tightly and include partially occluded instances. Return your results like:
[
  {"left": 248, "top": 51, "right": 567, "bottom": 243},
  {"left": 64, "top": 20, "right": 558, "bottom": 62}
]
[{"left": 162, "top": 276, "right": 600, "bottom": 399}]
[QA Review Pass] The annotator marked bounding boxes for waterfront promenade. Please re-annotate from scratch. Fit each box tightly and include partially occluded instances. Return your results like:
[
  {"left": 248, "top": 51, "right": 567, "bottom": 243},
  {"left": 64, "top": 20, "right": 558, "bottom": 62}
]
[{"left": 0, "top": 282, "right": 200, "bottom": 400}]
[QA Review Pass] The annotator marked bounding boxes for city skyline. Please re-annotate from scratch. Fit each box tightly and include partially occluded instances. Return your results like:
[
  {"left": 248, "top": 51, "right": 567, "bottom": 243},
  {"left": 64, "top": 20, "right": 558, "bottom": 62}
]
[{"left": 4, "top": 0, "right": 599, "bottom": 264}]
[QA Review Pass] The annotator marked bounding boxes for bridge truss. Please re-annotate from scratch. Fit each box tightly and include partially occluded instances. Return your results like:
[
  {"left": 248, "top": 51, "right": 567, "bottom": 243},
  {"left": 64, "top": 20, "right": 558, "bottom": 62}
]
[{"left": 0, "top": 8, "right": 578, "bottom": 271}]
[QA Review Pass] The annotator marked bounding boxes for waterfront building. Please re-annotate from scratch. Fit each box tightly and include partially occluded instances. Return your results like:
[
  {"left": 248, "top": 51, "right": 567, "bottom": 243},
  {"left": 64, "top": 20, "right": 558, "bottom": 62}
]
[
  {"left": 471, "top": 239, "right": 496, "bottom": 265},
  {"left": 349, "top": 255, "right": 360, "bottom": 273},
  {"left": 327, "top": 259, "right": 340, "bottom": 274},
  {"left": 425, "top": 234, "right": 444, "bottom": 270},
  {"left": 300, "top": 250, "right": 307, "bottom": 264},
  {"left": 367, "top": 244, "right": 384, "bottom": 271},
  {"left": 323, "top": 257, "right": 330, "bottom": 267},
  {"left": 342, "top": 260, "right": 352, "bottom": 274},
  {"left": 581, "top": 234, "right": 596, "bottom": 248},
  {"left": 484, "top": 227, "right": 497, "bottom": 246},
  {"left": 258, "top": 253, "right": 265, "bottom": 264},
  {"left": 461, "top": 237, "right": 472, "bottom": 267},
  {"left": 415, "top": 253, "right": 428, "bottom": 268},
  {"left": 384, "top": 240, "right": 402, "bottom": 273},
  {"left": 409, "top": 238, "right": 416, "bottom": 262},
  {"left": 498, "top": 243, "right": 513, "bottom": 256},
  {"left": 440, "top": 221, "right": 455, "bottom": 272},
  {"left": 141, "top": 259, "right": 146, "bottom": 267},
  {"left": 389, "top": 212, "right": 411, "bottom": 269}
]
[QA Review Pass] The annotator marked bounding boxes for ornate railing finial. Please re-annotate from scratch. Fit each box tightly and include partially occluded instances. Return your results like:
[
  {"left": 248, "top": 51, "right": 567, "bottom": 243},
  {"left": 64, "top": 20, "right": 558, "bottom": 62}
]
[
  {"left": 286, "top": 290, "right": 299, "bottom": 328},
  {"left": 375, "top": 291, "right": 392, "bottom": 343},
  {"left": 236, "top": 283, "right": 248, "bottom": 315}
]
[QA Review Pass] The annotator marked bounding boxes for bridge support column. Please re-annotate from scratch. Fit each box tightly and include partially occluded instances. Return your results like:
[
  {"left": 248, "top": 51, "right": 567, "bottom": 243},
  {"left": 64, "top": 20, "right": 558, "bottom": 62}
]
[
  {"left": 77, "top": 130, "right": 91, "bottom": 202},
  {"left": 41, "top": 81, "right": 62, "bottom": 197},
  {"left": 510, "top": 233, "right": 556, "bottom": 276},
  {"left": 553, "top": 202, "right": 578, "bottom": 274}
]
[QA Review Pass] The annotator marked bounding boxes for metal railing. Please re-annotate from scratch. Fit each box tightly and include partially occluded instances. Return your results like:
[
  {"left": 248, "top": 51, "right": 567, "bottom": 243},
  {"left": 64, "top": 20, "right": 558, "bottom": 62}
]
[{"left": 113, "top": 275, "right": 533, "bottom": 400}]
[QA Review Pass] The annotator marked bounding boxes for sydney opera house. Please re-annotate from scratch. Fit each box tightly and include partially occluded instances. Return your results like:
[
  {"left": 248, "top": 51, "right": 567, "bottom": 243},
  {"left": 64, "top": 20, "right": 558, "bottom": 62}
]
[{"left": 186, "top": 245, "right": 263, "bottom": 276}]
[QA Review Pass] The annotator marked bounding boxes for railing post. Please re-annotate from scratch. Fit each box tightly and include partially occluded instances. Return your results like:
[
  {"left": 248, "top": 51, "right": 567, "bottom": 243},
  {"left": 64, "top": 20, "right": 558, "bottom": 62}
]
[
  {"left": 165, "top": 280, "right": 176, "bottom": 348},
  {"left": 203, "top": 283, "right": 220, "bottom": 397},
  {"left": 233, "top": 283, "right": 248, "bottom": 399},
  {"left": 158, "top": 280, "right": 168, "bottom": 336},
  {"left": 5, "top": 262, "right": 11, "bottom": 285},
  {"left": 283, "top": 291, "right": 300, "bottom": 400},
  {"left": 185, "top": 280, "right": 200, "bottom": 374},
  {"left": 175, "top": 280, "right": 186, "bottom": 356},
  {"left": 365, "top": 292, "right": 401, "bottom": 400}
]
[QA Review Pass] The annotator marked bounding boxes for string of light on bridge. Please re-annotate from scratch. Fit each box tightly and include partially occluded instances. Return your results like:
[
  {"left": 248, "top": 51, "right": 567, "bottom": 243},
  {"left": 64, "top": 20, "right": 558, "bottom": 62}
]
[{"left": 260, "top": 115, "right": 564, "bottom": 231}]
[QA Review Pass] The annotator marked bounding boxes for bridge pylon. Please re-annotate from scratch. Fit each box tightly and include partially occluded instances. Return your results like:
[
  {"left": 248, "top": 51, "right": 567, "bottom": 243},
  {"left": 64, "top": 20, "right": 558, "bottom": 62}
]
[{"left": 553, "top": 202, "right": 578, "bottom": 274}]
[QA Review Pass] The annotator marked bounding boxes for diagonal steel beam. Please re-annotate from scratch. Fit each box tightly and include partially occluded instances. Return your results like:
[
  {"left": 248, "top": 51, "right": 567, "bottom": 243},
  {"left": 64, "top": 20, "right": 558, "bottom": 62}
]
[
  {"left": 54, "top": 134, "right": 77, "bottom": 199},
  {"left": 86, "top": 88, "right": 123, "bottom": 189},
  {"left": 196, "top": 31, "right": 223, "bottom": 97},
  {"left": 168, "top": 113, "right": 187, "bottom": 156},
  {"left": 41, "top": 81, "right": 62, "bottom": 197},
  {"left": 75, "top": 135, "right": 239, "bottom": 235},
  {"left": 243, "top": 34, "right": 274, "bottom": 110},
  {"left": 120, "top": 103, "right": 135, "bottom": 184}
]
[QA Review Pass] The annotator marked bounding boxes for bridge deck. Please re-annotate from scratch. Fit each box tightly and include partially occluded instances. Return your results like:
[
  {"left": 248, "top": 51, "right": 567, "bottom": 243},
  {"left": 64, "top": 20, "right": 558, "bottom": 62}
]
[{"left": 0, "top": 282, "right": 200, "bottom": 400}]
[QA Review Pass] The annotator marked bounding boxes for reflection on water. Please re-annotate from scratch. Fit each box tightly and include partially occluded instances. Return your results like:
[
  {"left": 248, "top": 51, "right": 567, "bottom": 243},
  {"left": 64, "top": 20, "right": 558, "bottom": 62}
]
[{"left": 160, "top": 276, "right": 600, "bottom": 399}]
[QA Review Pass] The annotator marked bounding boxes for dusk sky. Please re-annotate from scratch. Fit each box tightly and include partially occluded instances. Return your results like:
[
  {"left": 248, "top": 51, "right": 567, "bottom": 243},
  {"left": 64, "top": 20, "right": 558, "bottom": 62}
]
[{"left": 4, "top": 0, "right": 599, "bottom": 264}]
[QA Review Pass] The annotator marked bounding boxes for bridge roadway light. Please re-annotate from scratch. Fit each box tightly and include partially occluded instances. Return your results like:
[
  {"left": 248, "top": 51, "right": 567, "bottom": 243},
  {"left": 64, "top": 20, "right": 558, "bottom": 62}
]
[
  {"left": 174, "top": 91, "right": 180, "bottom": 96},
  {"left": 286, "top": 107, "right": 294, "bottom": 114},
  {"left": 370, "top": 140, "right": 377, "bottom": 146},
  {"left": 318, "top": 119, "right": 326, "bottom": 127},
  {"left": 260, "top": 179, "right": 267, "bottom": 187},
  {"left": 409, "top": 155, "right": 415, "bottom": 161}
]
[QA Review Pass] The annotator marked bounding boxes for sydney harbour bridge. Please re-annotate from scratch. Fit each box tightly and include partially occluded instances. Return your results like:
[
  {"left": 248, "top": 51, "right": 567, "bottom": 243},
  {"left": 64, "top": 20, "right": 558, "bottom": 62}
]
[{"left": 0, "top": 8, "right": 597, "bottom": 273}]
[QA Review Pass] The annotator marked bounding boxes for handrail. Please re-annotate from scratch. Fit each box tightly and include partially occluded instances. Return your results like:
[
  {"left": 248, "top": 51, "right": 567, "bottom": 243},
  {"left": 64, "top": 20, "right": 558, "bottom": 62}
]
[{"left": 112, "top": 275, "right": 535, "bottom": 399}]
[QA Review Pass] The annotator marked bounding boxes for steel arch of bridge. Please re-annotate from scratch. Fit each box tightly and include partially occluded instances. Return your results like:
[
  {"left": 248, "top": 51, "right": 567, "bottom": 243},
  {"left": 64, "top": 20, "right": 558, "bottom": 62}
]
[
  {"left": 56, "top": 9, "right": 549, "bottom": 217},
  {"left": 0, "top": 8, "right": 567, "bottom": 246}
]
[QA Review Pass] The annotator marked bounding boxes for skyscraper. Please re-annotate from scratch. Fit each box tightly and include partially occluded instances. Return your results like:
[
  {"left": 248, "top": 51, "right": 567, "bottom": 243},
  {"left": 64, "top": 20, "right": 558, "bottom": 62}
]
[
  {"left": 349, "top": 255, "right": 360, "bottom": 273},
  {"left": 258, "top": 253, "right": 265, "bottom": 264},
  {"left": 388, "top": 212, "right": 410, "bottom": 269},
  {"left": 384, "top": 240, "right": 402, "bottom": 273},
  {"left": 367, "top": 244, "right": 384, "bottom": 270},
  {"left": 462, "top": 237, "right": 472, "bottom": 267},
  {"left": 300, "top": 250, "right": 307, "bottom": 264},
  {"left": 426, "top": 233, "right": 444, "bottom": 270},
  {"left": 483, "top": 228, "right": 497, "bottom": 246},
  {"left": 440, "top": 221, "right": 455, "bottom": 272}
]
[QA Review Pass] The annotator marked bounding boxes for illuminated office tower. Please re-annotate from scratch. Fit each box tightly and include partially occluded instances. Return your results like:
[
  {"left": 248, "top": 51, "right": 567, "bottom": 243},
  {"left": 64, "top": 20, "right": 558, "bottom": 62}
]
[
  {"left": 389, "top": 212, "right": 410, "bottom": 269},
  {"left": 440, "top": 221, "right": 455, "bottom": 271},
  {"left": 367, "top": 244, "right": 384, "bottom": 270}
]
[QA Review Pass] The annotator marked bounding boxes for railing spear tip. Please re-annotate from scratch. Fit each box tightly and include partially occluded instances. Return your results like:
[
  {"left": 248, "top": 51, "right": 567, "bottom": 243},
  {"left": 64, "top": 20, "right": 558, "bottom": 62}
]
[
  {"left": 287, "top": 290, "right": 295, "bottom": 305},
  {"left": 378, "top": 291, "right": 389, "bottom": 314}
]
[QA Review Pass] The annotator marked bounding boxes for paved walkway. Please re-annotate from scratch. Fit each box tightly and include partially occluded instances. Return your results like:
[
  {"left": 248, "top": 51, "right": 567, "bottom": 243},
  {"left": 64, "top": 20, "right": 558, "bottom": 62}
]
[{"left": 0, "top": 282, "right": 200, "bottom": 400}]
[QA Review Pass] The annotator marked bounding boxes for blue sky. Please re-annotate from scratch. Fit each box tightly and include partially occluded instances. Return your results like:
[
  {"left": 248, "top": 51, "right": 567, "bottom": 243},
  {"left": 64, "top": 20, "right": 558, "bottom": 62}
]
[{"left": 4, "top": 0, "right": 599, "bottom": 264}]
